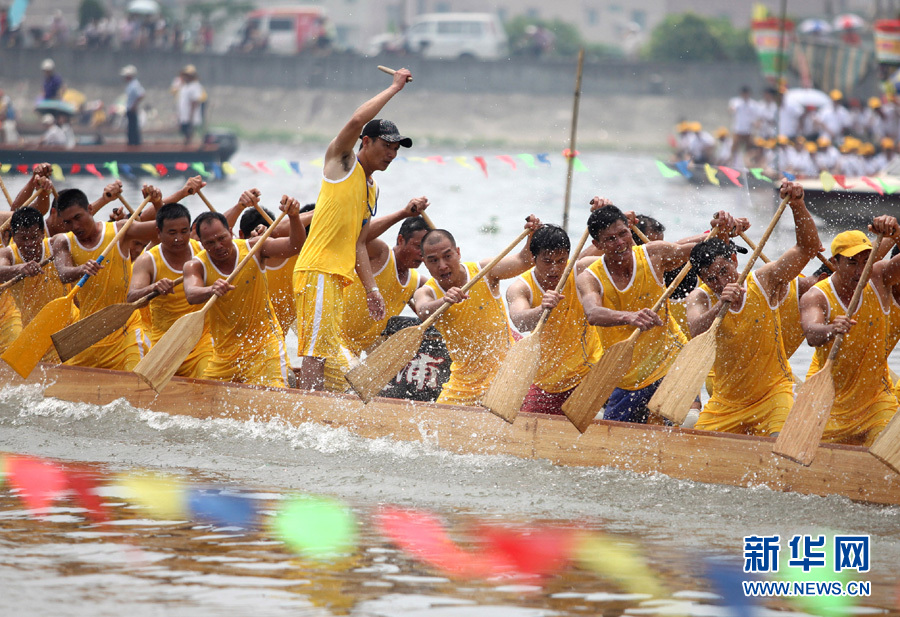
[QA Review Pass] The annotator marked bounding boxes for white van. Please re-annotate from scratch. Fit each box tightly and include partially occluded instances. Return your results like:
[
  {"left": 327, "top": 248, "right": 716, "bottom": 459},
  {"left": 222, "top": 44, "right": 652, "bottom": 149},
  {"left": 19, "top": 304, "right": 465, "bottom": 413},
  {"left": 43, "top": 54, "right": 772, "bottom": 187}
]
[
  {"left": 403, "top": 13, "right": 507, "bottom": 60},
  {"left": 232, "top": 7, "right": 332, "bottom": 54}
]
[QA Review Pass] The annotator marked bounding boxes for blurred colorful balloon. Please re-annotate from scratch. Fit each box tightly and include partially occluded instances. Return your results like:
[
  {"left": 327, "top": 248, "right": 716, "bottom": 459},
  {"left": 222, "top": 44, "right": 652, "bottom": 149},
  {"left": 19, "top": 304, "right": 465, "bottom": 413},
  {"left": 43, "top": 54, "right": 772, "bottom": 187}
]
[
  {"left": 573, "top": 532, "right": 665, "bottom": 597},
  {"left": 66, "top": 467, "right": 109, "bottom": 523},
  {"left": 476, "top": 524, "right": 575, "bottom": 578},
  {"left": 188, "top": 488, "right": 258, "bottom": 528},
  {"left": 4, "top": 454, "right": 67, "bottom": 511},
  {"left": 116, "top": 472, "right": 188, "bottom": 519},
  {"left": 272, "top": 495, "right": 357, "bottom": 560}
]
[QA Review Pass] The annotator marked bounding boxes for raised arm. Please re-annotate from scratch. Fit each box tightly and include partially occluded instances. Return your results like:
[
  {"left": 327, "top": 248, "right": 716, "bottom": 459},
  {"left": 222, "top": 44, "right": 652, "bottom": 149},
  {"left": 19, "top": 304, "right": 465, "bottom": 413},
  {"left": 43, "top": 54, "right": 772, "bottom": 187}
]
[
  {"left": 366, "top": 196, "right": 429, "bottom": 240},
  {"left": 256, "top": 196, "right": 306, "bottom": 260},
  {"left": 119, "top": 185, "right": 162, "bottom": 245},
  {"left": 755, "top": 181, "right": 820, "bottom": 293},
  {"left": 163, "top": 176, "right": 206, "bottom": 206},
  {"left": 483, "top": 215, "right": 541, "bottom": 285},
  {"left": 644, "top": 210, "right": 741, "bottom": 275},
  {"left": 322, "top": 68, "right": 412, "bottom": 181}
]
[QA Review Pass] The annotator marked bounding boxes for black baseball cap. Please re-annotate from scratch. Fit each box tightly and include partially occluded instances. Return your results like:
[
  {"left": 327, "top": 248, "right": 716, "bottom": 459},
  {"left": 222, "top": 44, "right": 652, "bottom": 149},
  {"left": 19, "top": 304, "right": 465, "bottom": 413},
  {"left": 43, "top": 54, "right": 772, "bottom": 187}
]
[{"left": 360, "top": 119, "right": 412, "bottom": 148}]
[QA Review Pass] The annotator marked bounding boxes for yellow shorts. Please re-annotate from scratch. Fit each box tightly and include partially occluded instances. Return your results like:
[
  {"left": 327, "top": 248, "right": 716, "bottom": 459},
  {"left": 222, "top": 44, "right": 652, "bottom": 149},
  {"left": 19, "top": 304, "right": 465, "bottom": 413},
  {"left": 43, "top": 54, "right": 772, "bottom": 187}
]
[
  {"left": 824, "top": 389, "right": 899, "bottom": 446},
  {"left": 436, "top": 365, "right": 499, "bottom": 407},
  {"left": 696, "top": 382, "right": 792, "bottom": 436},
  {"left": 294, "top": 270, "right": 349, "bottom": 391},
  {"left": 65, "top": 313, "right": 146, "bottom": 372},
  {"left": 203, "top": 333, "right": 289, "bottom": 388}
]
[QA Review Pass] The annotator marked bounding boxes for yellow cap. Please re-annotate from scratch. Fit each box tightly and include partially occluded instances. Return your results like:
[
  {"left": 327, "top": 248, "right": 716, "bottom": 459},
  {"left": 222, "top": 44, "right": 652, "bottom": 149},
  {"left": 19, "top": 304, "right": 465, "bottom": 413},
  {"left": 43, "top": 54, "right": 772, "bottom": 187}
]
[
  {"left": 765, "top": 138, "right": 777, "bottom": 149},
  {"left": 714, "top": 126, "right": 729, "bottom": 138},
  {"left": 689, "top": 121, "right": 702, "bottom": 132},
  {"left": 777, "top": 134, "right": 790, "bottom": 145},
  {"left": 830, "top": 89, "right": 843, "bottom": 101},
  {"left": 753, "top": 136, "right": 766, "bottom": 147},
  {"left": 817, "top": 135, "right": 832, "bottom": 147},
  {"left": 831, "top": 230, "right": 872, "bottom": 258},
  {"left": 806, "top": 142, "right": 818, "bottom": 152},
  {"left": 676, "top": 121, "right": 690, "bottom": 133},
  {"left": 882, "top": 137, "right": 895, "bottom": 149},
  {"left": 869, "top": 96, "right": 882, "bottom": 109},
  {"left": 862, "top": 142, "right": 875, "bottom": 155}
]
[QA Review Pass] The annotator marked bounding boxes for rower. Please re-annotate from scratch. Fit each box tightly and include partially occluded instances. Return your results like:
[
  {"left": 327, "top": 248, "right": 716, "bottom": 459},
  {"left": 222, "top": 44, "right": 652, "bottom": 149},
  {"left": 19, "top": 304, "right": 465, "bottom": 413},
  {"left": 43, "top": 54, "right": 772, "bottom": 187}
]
[
  {"left": 413, "top": 217, "right": 541, "bottom": 406},
  {"left": 799, "top": 218, "right": 900, "bottom": 445},
  {"left": 686, "top": 181, "right": 821, "bottom": 436},
  {"left": 780, "top": 263, "right": 831, "bottom": 359},
  {"left": 127, "top": 202, "right": 213, "bottom": 379},
  {"left": 506, "top": 224, "right": 601, "bottom": 415},
  {"left": 340, "top": 200, "right": 430, "bottom": 364},
  {"left": 576, "top": 202, "right": 742, "bottom": 423},
  {"left": 293, "top": 67, "right": 413, "bottom": 392},
  {"left": 51, "top": 185, "right": 161, "bottom": 371},
  {"left": 183, "top": 196, "right": 305, "bottom": 388}
]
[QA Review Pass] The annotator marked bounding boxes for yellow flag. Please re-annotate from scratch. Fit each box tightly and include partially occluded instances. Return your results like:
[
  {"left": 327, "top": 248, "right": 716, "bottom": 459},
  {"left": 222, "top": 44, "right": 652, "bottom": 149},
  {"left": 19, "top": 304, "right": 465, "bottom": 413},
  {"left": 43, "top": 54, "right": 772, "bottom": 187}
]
[
  {"left": 454, "top": 156, "right": 473, "bottom": 169},
  {"left": 820, "top": 170, "right": 836, "bottom": 192},
  {"left": 51, "top": 164, "right": 65, "bottom": 181},
  {"left": 310, "top": 158, "right": 324, "bottom": 167},
  {"left": 752, "top": 3, "right": 769, "bottom": 20},
  {"left": 221, "top": 162, "right": 236, "bottom": 175},
  {"left": 115, "top": 472, "right": 188, "bottom": 520},
  {"left": 704, "top": 163, "right": 721, "bottom": 186},
  {"left": 141, "top": 164, "right": 159, "bottom": 177},
  {"left": 1, "top": 164, "right": 9, "bottom": 173}
]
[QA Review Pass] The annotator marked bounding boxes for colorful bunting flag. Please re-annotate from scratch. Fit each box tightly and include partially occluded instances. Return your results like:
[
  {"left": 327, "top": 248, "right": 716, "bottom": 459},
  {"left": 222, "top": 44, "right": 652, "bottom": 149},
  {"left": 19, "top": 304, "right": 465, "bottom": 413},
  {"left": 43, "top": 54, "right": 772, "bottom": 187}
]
[
  {"left": 71, "top": 164, "right": 81, "bottom": 174},
  {"left": 141, "top": 164, "right": 159, "bottom": 177},
  {"left": 673, "top": 160, "right": 693, "bottom": 179},
  {"left": 16, "top": 164, "right": 27, "bottom": 174},
  {"left": 212, "top": 163, "right": 223, "bottom": 180},
  {"left": 750, "top": 168, "right": 773, "bottom": 183},
  {"left": 289, "top": 161, "right": 301, "bottom": 176},
  {"left": 116, "top": 472, "right": 188, "bottom": 520},
  {"left": 861, "top": 176, "right": 884, "bottom": 195},
  {"left": 222, "top": 162, "right": 236, "bottom": 175},
  {"left": 574, "top": 532, "right": 666, "bottom": 597},
  {"left": 453, "top": 156, "right": 473, "bottom": 169},
  {"left": 473, "top": 156, "right": 488, "bottom": 177},
  {"left": 104, "top": 161, "right": 119, "bottom": 179},
  {"left": 820, "top": 170, "right": 836, "bottom": 192},
  {"left": 84, "top": 164, "right": 103, "bottom": 178},
  {"left": 781, "top": 171, "right": 796, "bottom": 181},
  {"left": 119, "top": 164, "right": 135, "bottom": 178},
  {"left": 572, "top": 157, "right": 587, "bottom": 172},
  {"left": 310, "top": 158, "right": 324, "bottom": 167},
  {"left": 276, "top": 159, "right": 292, "bottom": 174},
  {"left": 242, "top": 162, "right": 258, "bottom": 173},
  {"left": 188, "top": 488, "right": 258, "bottom": 528},
  {"left": 426, "top": 156, "right": 445, "bottom": 164},
  {"left": 256, "top": 161, "right": 274, "bottom": 175},
  {"left": 50, "top": 164, "right": 64, "bottom": 181},
  {"left": 66, "top": 468, "right": 109, "bottom": 524},
  {"left": 155, "top": 164, "right": 168, "bottom": 176},
  {"left": 191, "top": 162, "right": 210, "bottom": 177},
  {"left": 4, "top": 455, "right": 67, "bottom": 511},
  {"left": 271, "top": 495, "right": 357, "bottom": 560},
  {"left": 174, "top": 162, "right": 189, "bottom": 172},
  {"left": 717, "top": 166, "right": 743, "bottom": 187},
  {"left": 536, "top": 153, "right": 551, "bottom": 166},
  {"left": 704, "top": 163, "right": 721, "bottom": 186},
  {"left": 878, "top": 178, "right": 898, "bottom": 195},
  {"left": 832, "top": 175, "right": 854, "bottom": 189},
  {"left": 656, "top": 160, "right": 681, "bottom": 178},
  {"left": 0, "top": 164, "right": 10, "bottom": 173},
  {"left": 497, "top": 155, "right": 517, "bottom": 169}
]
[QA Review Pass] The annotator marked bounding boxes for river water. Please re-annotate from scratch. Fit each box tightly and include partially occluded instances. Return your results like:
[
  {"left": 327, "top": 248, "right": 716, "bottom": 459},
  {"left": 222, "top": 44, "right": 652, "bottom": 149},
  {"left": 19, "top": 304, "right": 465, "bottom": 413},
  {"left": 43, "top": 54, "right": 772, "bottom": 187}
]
[{"left": 1, "top": 143, "right": 899, "bottom": 615}]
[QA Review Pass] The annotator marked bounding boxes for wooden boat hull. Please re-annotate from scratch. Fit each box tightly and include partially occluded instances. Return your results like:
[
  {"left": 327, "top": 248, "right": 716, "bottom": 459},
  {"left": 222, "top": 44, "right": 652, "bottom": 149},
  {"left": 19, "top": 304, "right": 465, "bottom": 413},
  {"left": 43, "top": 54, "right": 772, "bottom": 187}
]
[{"left": 2, "top": 362, "right": 899, "bottom": 506}]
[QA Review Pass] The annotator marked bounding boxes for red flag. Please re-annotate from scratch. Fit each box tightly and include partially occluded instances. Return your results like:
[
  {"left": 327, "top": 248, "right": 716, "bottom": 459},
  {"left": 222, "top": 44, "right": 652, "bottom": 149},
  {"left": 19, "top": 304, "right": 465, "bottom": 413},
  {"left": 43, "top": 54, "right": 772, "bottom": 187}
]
[
  {"left": 5, "top": 455, "right": 67, "bottom": 511},
  {"left": 717, "top": 166, "right": 743, "bottom": 187},
  {"left": 66, "top": 468, "right": 109, "bottom": 523},
  {"left": 426, "top": 156, "right": 445, "bottom": 164},
  {"left": 175, "top": 162, "right": 189, "bottom": 172},
  {"left": 155, "top": 164, "right": 168, "bottom": 176},
  {"left": 832, "top": 175, "right": 856, "bottom": 189},
  {"left": 70, "top": 164, "right": 81, "bottom": 174},
  {"left": 242, "top": 161, "right": 259, "bottom": 172},
  {"left": 476, "top": 525, "right": 575, "bottom": 578},
  {"left": 85, "top": 164, "right": 103, "bottom": 178},
  {"left": 16, "top": 164, "right": 27, "bottom": 174},
  {"left": 496, "top": 155, "right": 516, "bottom": 169},
  {"left": 861, "top": 176, "right": 884, "bottom": 195},
  {"left": 257, "top": 161, "right": 274, "bottom": 175},
  {"left": 473, "top": 156, "right": 488, "bottom": 177}
]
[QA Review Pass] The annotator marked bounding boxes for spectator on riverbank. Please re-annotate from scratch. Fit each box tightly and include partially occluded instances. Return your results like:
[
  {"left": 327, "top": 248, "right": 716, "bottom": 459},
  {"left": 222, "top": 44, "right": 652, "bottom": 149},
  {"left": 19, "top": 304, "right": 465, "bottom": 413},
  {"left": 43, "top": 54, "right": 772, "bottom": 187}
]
[
  {"left": 41, "top": 58, "right": 63, "bottom": 100},
  {"left": 121, "top": 64, "right": 144, "bottom": 146},
  {"left": 176, "top": 65, "right": 203, "bottom": 144},
  {"left": 0, "top": 89, "right": 18, "bottom": 143},
  {"left": 38, "top": 114, "right": 66, "bottom": 146}
]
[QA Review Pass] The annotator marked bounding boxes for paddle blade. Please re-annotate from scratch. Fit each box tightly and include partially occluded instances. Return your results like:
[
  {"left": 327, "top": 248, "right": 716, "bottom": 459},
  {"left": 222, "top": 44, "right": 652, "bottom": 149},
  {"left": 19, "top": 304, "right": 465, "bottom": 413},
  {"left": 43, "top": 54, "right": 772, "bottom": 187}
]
[
  {"left": 51, "top": 303, "right": 137, "bottom": 362},
  {"left": 562, "top": 338, "right": 636, "bottom": 433},
  {"left": 1, "top": 296, "right": 73, "bottom": 378},
  {"left": 133, "top": 312, "right": 206, "bottom": 393},
  {"left": 870, "top": 412, "right": 900, "bottom": 475},
  {"left": 481, "top": 333, "right": 541, "bottom": 423},
  {"left": 647, "top": 330, "right": 716, "bottom": 425},
  {"left": 773, "top": 364, "right": 836, "bottom": 465},
  {"left": 346, "top": 325, "right": 425, "bottom": 403}
]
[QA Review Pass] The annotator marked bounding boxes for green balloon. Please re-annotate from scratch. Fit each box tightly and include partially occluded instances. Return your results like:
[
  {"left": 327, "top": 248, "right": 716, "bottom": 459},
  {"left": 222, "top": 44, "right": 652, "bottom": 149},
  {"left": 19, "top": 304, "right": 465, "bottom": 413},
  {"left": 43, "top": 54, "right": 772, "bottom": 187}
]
[{"left": 272, "top": 495, "right": 357, "bottom": 560}]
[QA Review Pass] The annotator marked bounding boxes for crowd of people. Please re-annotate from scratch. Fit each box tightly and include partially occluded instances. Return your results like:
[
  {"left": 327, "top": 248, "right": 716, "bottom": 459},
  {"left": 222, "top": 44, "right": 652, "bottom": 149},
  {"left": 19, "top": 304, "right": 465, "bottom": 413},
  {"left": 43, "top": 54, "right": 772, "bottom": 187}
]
[
  {"left": 0, "top": 67, "right": 898, "bottom": 450},
  {"left": 673, "top": 86, "right": 900, "bottom": 179}
]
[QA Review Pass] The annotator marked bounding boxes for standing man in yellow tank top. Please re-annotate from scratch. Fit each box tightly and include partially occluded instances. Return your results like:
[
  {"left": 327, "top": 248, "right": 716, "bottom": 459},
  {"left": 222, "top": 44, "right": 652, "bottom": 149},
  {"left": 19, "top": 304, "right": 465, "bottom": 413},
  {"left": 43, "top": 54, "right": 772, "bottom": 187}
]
[
  {"left": 506, "top": 224, "right": 602, "bottom": 415},
  {"left": 293, "top": 67, "right": 414, "bottom": 392},
  {"left": 340, "top": 200, "right": 430, "bottom": 360},
  {"left": 413, "top": 218, "right": 541, "bottom": 406},
  {"left": 685, "top": 181, "right": 821, "bottom": 436},
  {"left": 52, "top": 185, "right": 162, "bottom": 371},
  {"left": 577, "top": 201, "right": 743, "bottom": 423},
  {"left": 800, "top": 217, "right": 900, "bottom": 446},
  {"left": 127, "top": 202, "right": 214, "bottom": 378}
]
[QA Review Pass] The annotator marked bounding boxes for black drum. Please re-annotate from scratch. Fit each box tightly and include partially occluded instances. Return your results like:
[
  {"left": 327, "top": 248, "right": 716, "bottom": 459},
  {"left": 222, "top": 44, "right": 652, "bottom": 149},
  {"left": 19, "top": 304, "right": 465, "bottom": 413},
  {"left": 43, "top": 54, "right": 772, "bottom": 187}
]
[{"left": 377, "top": 316, "right": 450, "bottom": 402}]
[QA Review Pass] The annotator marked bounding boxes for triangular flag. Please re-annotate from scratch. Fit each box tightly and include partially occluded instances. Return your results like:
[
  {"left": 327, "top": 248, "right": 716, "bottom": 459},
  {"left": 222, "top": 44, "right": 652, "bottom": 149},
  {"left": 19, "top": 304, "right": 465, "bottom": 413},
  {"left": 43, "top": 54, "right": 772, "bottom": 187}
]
[
  {"left": 426, "top": 156, "right": 445, "bottom": 164},
  {"left": 0, "top": 164, "right": 10, "bottom": 173},
  {"left": 85, "top": 164, "right": 103, "bottom": 179},
  {"left": 119, "top": 164, "right": 134, "bottom": 178},
  {"left": 16, "top": 164, "right": 27, "bottom": 174},
  {"left": 820, "top": 170, "right": 836, "bottom": 192},
  {"left": 408, "top": 156, "right": 427, "bottom": 163},
  {"left": 104, "top": 161, "right": 120, "bottom": 179},
  {"left": 289, "top": 161, "right": 301, "bottom": 175},
  {"left": 572, "top": 157, "right": 587, "bottom": 172},
  {"left": 212, "top": 163, "right": 223, "bottom": 180},
  {"left": 242, "top": 161, "right": 258, "bottom": 172},
  {"left": 276, "top": 159, "right": 292, "bottom": 174},
  {"left": 155, "top": 164, "right": 168, "bottom": 176},
  {"left": 174, "top": 162, "right": 189, "bottom": 172},
  {"left": 257, "top": 161, "right": 274, "bottom": 175},
  {"left": 50, "top": 164, "right": 64, "bottom": 181},
  {"left": 191, "top": 162, "right": 210, "bottom": 177},
  {"left": 453, "top": 156, "right": 473, "bottom": 169},
  {"left": 5, "top": 455, "right": 67, "bottom": 511},
  {"left": 496, "top": 155, "right": 516, "bottom": 169},
  {"left": 861, "top": 176, "right": 884, "bottom": 195},
  {"left": 704, "top": 163, "right": 721, "bottom": 186},
  {"left": 222, "top": 162, "right": 236, "bottom": 175},
  {"left": 536, "top": 153, "right": 551, "bottom": 166},
  {"left": 656, "top": 160, "right": 681, "bottom": 178},
  {"left": 674, "top": 160, "right": 693, "bottom": 178},
  {"left": 70, "top": 164, "right": 81, "bottom": 174},
  {"left": 310, "top": 158, "right": 324, "bottom": 167},
  {"left": 781, "top": 171, "right": 796, "bottom": 181},
  {"left": 517, "top": 154, "right": 536, "bottom": 168},
  {"left": 473, "top": 156, "right": 488, "bottom": 177},
  {"left": 878, "top": 178, "right": 898, "bottom": 195},
  {"left": 750, "top": 167, "right": 773, "bottom": 183},
  {"left": 141, "top": 163, "right": 159, "bottom": 177},
  {"left": 66, "top": 468, "right": 109, "bottom": 524},
  {"left": 717, "top": 165, "right": 743, "bottom": 187},
  {"left": 832, "top": 174, "right": 854, "bottom": 189}
]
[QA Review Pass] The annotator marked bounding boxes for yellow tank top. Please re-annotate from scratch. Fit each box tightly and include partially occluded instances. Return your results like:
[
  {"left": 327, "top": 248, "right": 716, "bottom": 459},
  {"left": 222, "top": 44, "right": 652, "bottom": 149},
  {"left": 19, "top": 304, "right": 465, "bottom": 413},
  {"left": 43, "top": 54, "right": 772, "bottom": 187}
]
[
  {"left": 808, "top": 278, "right": 892, "bottom": 408},
  {"left": 9, "top": 238, "right": 67, "bottom": 325},
  {"left": 0, "top": 288, "right": 20, "bottom": 328},
  {"left": 668, "top": 298, "right": 691, "bottom": 340},
  {"left": 196, "top": 239, "right": 283, "bottom": 362},
  {"left": 147, "top": 240, "right": 209, "bottom": 344},
  {"left": 886, "top": 291, "right": 900, "bottom": 356},
  {"left": 586, "top": 245, "right": 686, "bottom": 390},
  {"left": 65, "top": 221, "right": 132, "bottom": 318},
  {"left": 780, "top": 276, "right": 805, "bottom": 357},
  {"left": 266, "top": 254, "right": 299, "bottom": 333},
  {"left": 341, "top": 250, "right": 420, "bottom": 355},
  {"left": 425, "top": 262, "right": 512, "bottom": 385},
  {"left": 701, "top": 273, "right": 793, "bottom": 406},
  {"left": 294, "top": 160, "right": 375, "bottom": 285},
  {"left": 521, "top": 268, "right": 602, "bottom": 392}
]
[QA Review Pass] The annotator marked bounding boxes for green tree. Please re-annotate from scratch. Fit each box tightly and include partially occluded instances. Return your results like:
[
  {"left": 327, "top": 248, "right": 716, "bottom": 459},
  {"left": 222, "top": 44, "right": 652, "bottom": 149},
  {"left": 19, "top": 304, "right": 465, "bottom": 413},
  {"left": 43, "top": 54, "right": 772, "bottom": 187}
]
[
  {"left": 645, "top": 13, "right": 727, "bottom": 61},
  {"left": 78, "top": 0, "right": 106, "bottom": 29}
]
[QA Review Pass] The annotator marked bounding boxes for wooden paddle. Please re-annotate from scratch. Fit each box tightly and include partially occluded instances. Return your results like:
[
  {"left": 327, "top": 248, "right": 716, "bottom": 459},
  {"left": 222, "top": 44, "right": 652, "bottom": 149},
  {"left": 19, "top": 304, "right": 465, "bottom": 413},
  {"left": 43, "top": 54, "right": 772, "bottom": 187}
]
[
  {"left": 0, "top": 174, "right": 13, "bottom": 206},
  {"left": 1, "top": 196, "right": 153, "bottom": 378},
  {"left": 560, "top": 246, "right": 699, "bottom": 433},
  {"left": 116, "top": 195, "right": 135, "bottom": 214},
  {"left": 561, "top": 49, "right": 585, "bottom": 232},
  {"left": 196, "top": 189, "right": 217, "bottom": 212},
  {"left": 51, "top": 277, "right": 184, "bottom": 362},
  {"left": 648, "top": 196, "right": 791, "bottom": 425},
  {"left": 773, "top": 234, "right": 883, "bottom": 465},
  {"left": 134, "top": 209, "right": 289, "bottom": 393},
  {"left": 482, "top": 227, "right": 592, "bottom": 423},
  {"left": 346, "top": 227, "right": 534, "bottom": 403},
  {"left": 741, "top": 229, "right": 834, "bottom": 272},
  {"left": 377, "top": 65, "right": 413, "bottom": 82},
  {"left": 870, "top": 408, "right": 900, "bottom": 474},
  {"left": 0, "top": 257, "right": 52, "bottom": 292}
]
